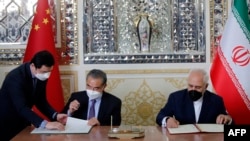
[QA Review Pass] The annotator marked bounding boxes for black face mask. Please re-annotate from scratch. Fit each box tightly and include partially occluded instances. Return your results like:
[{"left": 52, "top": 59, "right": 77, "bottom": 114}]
[{"left": 188, "top": 90, "right": 202, "bottom": 101}]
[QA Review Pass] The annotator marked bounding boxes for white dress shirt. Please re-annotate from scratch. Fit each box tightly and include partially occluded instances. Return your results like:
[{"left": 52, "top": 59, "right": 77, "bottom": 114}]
[{"left": 87, "top": 97, "right": 102, "bottom": 118}]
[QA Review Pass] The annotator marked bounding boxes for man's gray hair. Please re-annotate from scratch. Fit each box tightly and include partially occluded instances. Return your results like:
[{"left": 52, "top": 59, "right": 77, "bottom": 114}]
[
  {"left": 188, "top": 68, "right": 209, "bottom": 84},
  {"left": 86, "top": 69, "right": 107, "bottom": 85}
]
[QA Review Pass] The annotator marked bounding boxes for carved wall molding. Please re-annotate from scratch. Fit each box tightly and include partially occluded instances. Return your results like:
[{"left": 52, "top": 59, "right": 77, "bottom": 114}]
[
  {"left": 102, "top": 68, "right": 189, "bottom": 125},
  {"left": 60, "top": 71, "right": 78, "bottom": 104}
]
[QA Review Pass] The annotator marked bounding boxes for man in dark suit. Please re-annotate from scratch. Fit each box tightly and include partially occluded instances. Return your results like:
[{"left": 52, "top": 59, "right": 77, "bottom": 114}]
[
  {"left": 0, "top": 50, "right": 67, "bottom": 141},
  {"left": 63, "top": 69, "right": 121, "bottom": 126},
  {"left": 156, "top": 68, "right": 232, "bottom": 128}
]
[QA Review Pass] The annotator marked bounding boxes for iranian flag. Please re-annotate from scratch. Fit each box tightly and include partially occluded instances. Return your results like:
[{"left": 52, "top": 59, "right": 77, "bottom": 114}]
[{"left": 210, "top": 0, "right": 250, "bottom": 124}]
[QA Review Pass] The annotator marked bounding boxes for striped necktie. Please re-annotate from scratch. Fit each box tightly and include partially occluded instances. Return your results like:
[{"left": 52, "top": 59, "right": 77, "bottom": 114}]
[{"left": 88, "top": 99, "right": 96, "bottom": 119}]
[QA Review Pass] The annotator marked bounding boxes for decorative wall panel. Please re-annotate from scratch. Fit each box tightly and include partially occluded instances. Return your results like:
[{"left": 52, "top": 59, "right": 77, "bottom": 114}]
[
  {"left": 83, "top": 0, "right": 207, "bottom": 64},
  {"left": 104, "top": 69, "right": 189, "bottom": 125},
  {"left": 0, "top": 0, "right": 231, "bottom": 65},
  {"left": 209, "top": 0, "right": 228, "bottom": 61},
  {"left": 60, "top": 71, "right": 78, "bottom": 104},
  {"left": 0, "top": 0, "right": 78, "bottom": 65}
]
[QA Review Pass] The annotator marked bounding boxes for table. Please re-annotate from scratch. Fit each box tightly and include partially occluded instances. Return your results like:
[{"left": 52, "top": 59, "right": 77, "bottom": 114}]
[{"left": 11, "top": 126, "right": 224, "bottom": 141}]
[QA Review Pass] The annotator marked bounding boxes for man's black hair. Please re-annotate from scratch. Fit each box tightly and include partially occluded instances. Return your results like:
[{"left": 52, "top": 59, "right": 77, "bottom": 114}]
[{"left": 30, "top": 50, "right": 55, "bottom": 69}]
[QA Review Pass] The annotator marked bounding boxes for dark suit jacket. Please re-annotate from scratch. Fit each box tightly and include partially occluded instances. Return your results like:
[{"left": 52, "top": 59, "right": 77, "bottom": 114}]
[
  {"left": 63, "top": 91, "right": 121, "bottom": 126},
  {"left": 0, "top": 63, "right": 56, "bottom": 141},
  {"left": 156, "top": 89, "right": 229, "bottom": 126}
]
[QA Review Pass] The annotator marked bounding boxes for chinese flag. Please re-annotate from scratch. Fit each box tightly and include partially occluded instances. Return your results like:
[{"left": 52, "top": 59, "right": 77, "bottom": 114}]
[
  {"left": 210, "top": 0, "right": 250, "bottom": 124},
  {"left": 23, "top": 0, "right": 64, "bottom": 119}
]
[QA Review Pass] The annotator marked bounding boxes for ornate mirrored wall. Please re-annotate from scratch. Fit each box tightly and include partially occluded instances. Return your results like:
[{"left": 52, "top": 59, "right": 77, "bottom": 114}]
[
  {"left": 210, "top": 0, "right": 228, "bottom": 61},
  {"left": 0, "top": 0, "right": 229, "bottom": 65},
  {"left": 83, "top": 0, "right": 207, "bottom": 64},
  {"left": 0, "top": 0, "right": 78, "bottom": 65}
]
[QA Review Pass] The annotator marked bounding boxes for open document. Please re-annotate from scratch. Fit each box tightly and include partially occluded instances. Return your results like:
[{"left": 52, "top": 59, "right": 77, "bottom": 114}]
[
  {"left": 31, "top": 117, "right": 92, "bottom": 134},
  {"left": 167, "top": 124, "right": 224, "bottom": 134}
]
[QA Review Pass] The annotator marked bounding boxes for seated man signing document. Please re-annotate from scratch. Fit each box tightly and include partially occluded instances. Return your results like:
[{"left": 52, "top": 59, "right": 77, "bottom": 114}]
[
  {"left": 156, "top": 68, "right": 233, "bottom": 128},
  {"left": 62, "top": 69, "right": 122, "bottom": 126}
]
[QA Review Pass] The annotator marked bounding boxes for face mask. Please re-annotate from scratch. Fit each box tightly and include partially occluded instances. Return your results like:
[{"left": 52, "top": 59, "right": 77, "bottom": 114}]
[
  {"left": 35, "top": 72, "right": 50, "bottom": 81},
  {"left": 188, "top": 90, "right": 202, "bottom": 101},
  {"left": 87, "top": 89, "right": 102, "bottom": 100}
]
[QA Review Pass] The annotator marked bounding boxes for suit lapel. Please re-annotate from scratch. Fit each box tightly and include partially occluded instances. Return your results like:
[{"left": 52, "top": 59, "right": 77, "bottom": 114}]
[
  {"left": 183, "top": 92, "right": 196, "bottom": 123},
  {"left": 198, "top": 92, "right": 209, "bottom": 123},
  {"left": 187, "top": 98, "right": 196, "bottom": 123},
  {"left": 97, "top": 93, "right": 106, "bottom": 119},
  {"left": 82, "top": 93, "right": 89, "bottom": 119}
]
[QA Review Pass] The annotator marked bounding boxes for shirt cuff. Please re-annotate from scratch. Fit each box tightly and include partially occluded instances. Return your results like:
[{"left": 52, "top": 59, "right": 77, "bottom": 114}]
[
  {"left": 161, "top": 117, "right": 167, "bottom": 127},
  {"left": 39, "top": 120, "right": 48, "bottom": 129},
  {"left": 67, "top": 110, "right": 72, "bottom": 117}
]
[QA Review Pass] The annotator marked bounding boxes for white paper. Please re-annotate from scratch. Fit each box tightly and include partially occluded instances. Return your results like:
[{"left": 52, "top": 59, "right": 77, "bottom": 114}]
[
  {"left": 167, "top": 124, "right": 200, "bottom": 134},
  {"left": 196, "top": 124, "right": 224, "bottom": 132},
  {"left": 167, "top": 124, "right": 224, "bottom": 134},
  {"left": 31, "top": 117, "right": 92, "bottom": 134}
]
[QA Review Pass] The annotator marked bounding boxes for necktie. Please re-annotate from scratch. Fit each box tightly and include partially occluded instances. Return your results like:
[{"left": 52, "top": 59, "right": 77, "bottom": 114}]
[
  {"left": 88, "top": 99, "right": 96, "bottom": 119},
  {"left": 32, "top": 78, "right": 37, "bottom": 90}
]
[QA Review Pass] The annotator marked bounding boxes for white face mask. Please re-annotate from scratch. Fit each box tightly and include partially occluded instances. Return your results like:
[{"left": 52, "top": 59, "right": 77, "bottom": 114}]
[
  {"left": 87, "top": 89, "right": 102, "bottom": 100},
  {"left": 35, "top": 72, "right": 51, "bottom": 81}
]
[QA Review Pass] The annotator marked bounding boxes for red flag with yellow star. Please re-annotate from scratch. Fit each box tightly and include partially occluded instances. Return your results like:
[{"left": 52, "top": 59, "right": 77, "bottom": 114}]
[{"left": 23, "top": 0, "right": 64, "bottom": 120}]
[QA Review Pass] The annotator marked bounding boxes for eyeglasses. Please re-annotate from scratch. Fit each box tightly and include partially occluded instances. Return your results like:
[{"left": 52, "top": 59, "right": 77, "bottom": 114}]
[{"left": 86, "top": 84, "right": 104, "bottom": 91}]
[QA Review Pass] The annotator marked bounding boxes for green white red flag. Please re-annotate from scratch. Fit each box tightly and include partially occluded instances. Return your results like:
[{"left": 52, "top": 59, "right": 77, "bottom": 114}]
[{"left": 210, "top": 0, "right": 250, "bottom": 124}]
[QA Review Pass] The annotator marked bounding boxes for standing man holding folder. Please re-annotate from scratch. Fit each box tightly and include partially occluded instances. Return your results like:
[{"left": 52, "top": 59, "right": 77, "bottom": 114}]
[{"left": 0, "top": 51, "right": 67, "bottom": 141}]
